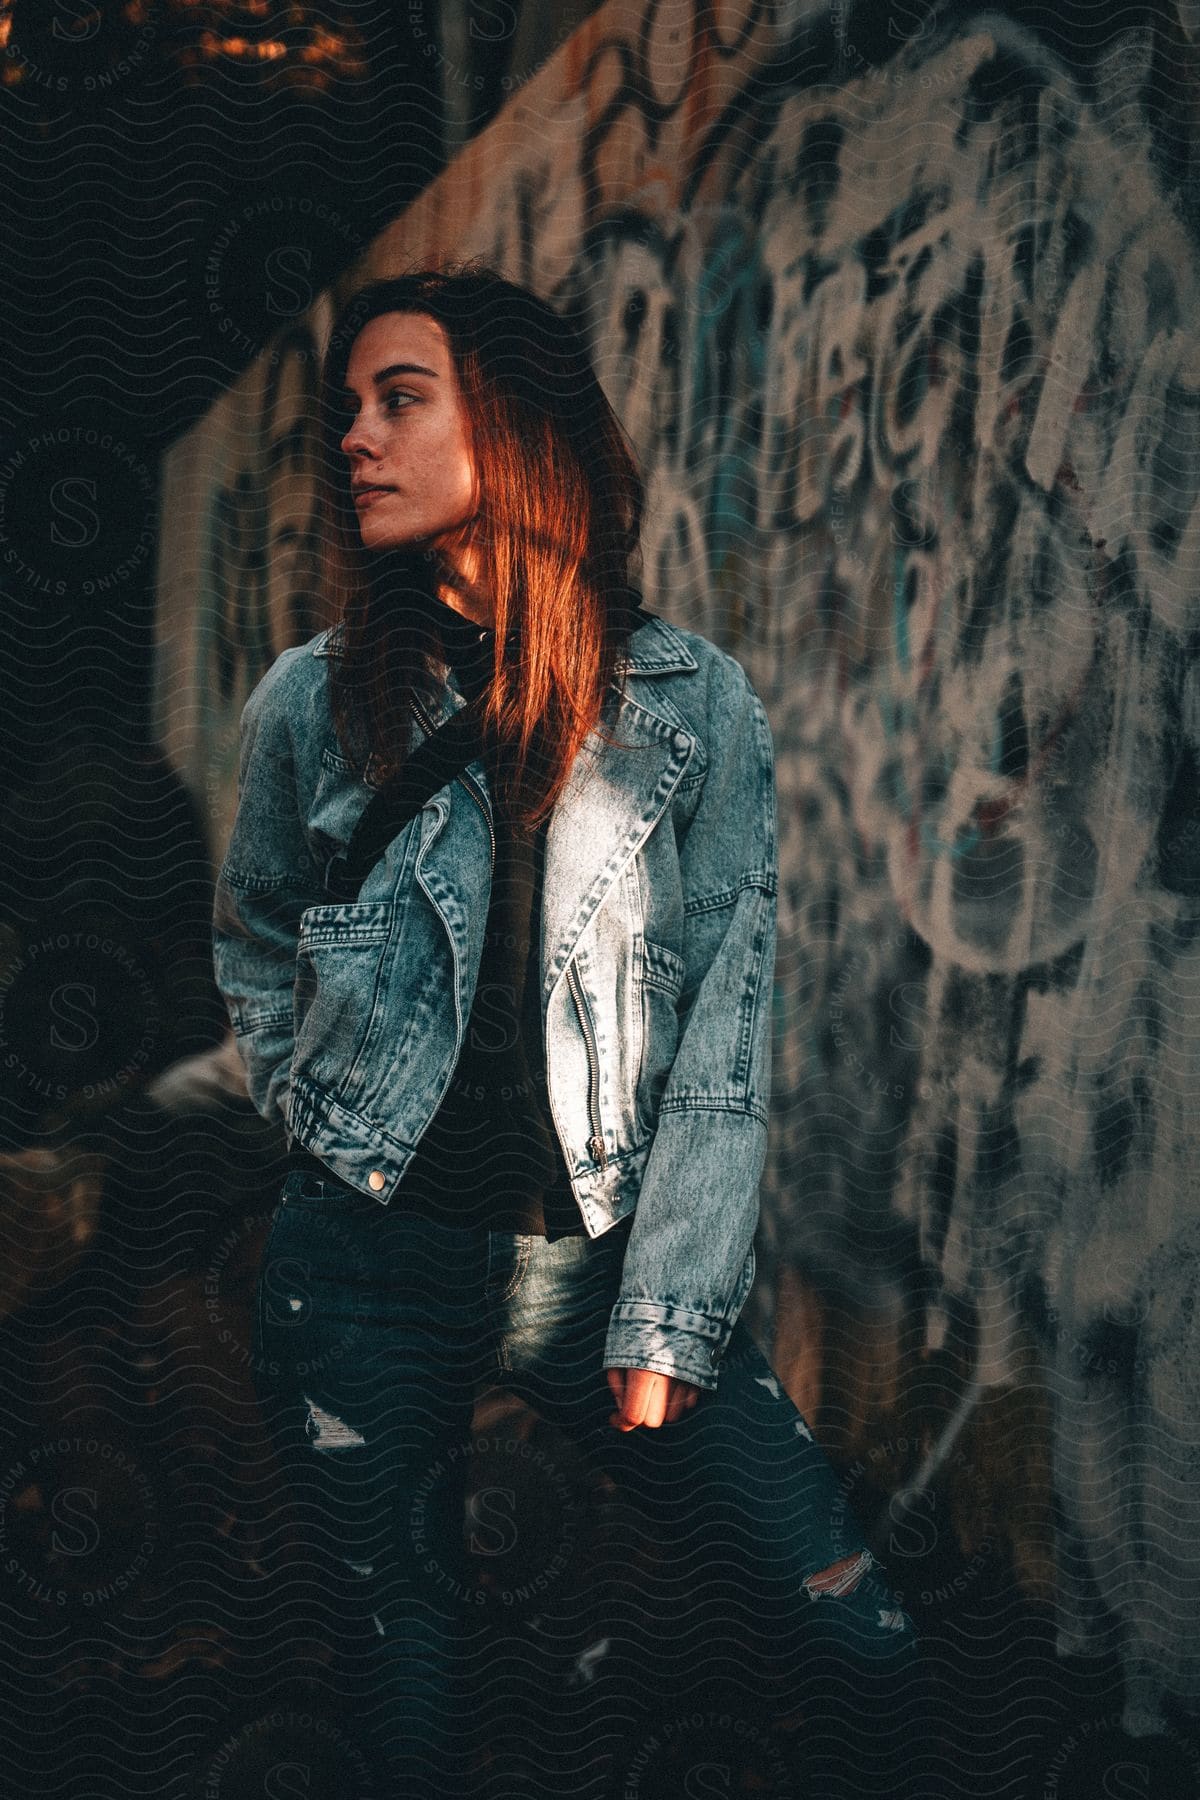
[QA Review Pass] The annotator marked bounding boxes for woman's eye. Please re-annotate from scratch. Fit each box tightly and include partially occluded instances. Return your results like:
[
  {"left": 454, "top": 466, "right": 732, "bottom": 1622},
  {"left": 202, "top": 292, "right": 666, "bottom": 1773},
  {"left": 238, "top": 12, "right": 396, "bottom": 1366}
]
[{"left": 333, "top": 392, "right": 415, "bottom": 427}]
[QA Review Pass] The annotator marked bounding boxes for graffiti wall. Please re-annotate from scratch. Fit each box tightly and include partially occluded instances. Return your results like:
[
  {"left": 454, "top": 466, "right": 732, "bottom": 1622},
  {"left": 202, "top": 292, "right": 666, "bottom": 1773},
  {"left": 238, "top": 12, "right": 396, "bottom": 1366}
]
[{"left": 154, "top": 0, "right": 1200, "bottom": 1736}]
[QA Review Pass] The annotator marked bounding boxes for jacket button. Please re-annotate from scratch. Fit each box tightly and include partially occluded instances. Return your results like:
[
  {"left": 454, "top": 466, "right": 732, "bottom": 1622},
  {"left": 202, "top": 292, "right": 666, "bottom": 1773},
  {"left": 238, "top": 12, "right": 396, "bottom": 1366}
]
[
  {"left": 710, "top": 1341, "right": 724, "bottom": 1367},
  {"left": 368, "top": 1170, "right": 386, "bottom": 1191}
]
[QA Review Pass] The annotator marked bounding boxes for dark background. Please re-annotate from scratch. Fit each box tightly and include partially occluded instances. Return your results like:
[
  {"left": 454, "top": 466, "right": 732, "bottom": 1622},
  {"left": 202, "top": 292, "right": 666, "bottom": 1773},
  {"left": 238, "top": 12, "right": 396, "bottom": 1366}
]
[{"left": 0, "top": 1, "right": 614, "bottom": 1118}]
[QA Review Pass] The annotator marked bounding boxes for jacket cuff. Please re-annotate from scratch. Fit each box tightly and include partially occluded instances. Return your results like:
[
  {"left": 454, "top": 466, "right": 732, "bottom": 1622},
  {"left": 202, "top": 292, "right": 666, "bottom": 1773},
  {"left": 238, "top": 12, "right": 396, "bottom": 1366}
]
[{"left": 603, "top": 1303, "right": 732, "bottom": 1392}]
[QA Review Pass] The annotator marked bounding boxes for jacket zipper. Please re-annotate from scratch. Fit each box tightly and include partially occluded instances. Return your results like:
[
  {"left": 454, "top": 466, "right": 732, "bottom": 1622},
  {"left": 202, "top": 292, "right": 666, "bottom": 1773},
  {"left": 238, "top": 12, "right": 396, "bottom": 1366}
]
[
  {"left": 565, "top": 957, "right": 607, "bottom": 1168},
  {"left": 409, "top": 692, "right": 495, "bottom": 869}
]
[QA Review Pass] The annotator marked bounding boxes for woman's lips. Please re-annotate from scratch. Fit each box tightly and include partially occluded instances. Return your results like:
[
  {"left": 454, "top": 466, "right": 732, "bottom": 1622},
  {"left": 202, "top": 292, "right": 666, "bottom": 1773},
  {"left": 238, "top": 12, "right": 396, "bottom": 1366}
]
[{"left": 354, "top": 486, "right": 396, "bottom": 509}]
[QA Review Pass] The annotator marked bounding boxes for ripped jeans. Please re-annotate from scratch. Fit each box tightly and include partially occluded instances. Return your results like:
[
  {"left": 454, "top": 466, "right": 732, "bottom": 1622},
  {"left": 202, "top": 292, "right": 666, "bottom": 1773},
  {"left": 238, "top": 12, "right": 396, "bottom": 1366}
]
[{"left": 250, "top": 1171, "right": 920, "bottom": 1798}]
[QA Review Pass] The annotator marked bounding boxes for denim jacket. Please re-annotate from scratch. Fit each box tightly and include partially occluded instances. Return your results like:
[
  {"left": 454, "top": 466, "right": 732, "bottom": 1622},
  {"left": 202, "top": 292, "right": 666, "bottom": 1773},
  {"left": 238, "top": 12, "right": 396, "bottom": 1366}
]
[{"left": 211, "top": 610, "right": 777, "bottom": 1391}]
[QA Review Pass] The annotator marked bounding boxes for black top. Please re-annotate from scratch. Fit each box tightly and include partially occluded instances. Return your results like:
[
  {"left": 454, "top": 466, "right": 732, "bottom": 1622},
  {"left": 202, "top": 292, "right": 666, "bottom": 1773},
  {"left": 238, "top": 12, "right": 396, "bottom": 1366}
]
[{"left": 388, "top": 593, "right": 585, "bottom": 1238}]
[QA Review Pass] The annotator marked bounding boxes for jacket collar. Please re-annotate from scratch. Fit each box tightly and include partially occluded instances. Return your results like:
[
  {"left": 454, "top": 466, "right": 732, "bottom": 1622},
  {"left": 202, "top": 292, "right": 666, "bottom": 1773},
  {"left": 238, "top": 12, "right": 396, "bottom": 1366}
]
[{"left": 309, "top": 610, "right": 698, "bottom": 678}]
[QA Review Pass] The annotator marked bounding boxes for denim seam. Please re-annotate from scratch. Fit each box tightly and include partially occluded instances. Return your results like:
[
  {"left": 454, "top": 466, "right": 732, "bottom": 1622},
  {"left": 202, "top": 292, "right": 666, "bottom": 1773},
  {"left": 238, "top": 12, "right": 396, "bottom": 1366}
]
[
  {"left": 232, "top": 1008, "right": 294, "bottom": 1034},
  {"left": 487, "top": 1234, "right": 533, "bottom": 1304},
  {"left": 682, "top": 872, "right": 776, "bottom": 915},
  {"left": 607, "top": 1299, "right": 723, "bottom": 1338},
  {"left": 655, "top": 1095, "right": 769, "bottom": 1125}
]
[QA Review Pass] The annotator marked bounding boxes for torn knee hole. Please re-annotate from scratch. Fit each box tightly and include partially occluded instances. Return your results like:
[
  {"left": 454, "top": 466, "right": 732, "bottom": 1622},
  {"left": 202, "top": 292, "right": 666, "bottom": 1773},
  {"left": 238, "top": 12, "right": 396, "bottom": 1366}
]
[
  {"left": 304, "top": 1396, "right": 367, "bottom": 1451},
  {"left": 803, "top": 1548, "right": 874, "bottom": 1597}
]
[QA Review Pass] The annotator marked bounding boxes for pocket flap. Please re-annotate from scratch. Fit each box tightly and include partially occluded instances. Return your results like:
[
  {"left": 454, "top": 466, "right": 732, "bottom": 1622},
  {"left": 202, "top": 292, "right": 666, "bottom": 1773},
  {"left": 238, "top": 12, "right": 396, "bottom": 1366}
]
[
  {"left": 642, "top": 938, "right": 686, "bottom": 996},
  {"left": 297, "top": 899, "right": 394, "bottom": 948}
]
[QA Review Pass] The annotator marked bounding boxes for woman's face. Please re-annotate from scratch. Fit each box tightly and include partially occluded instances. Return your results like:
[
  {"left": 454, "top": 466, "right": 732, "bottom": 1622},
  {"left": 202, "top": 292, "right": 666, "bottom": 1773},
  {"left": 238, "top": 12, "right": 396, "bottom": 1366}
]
[{"left": 337, "top": 310, "right": 479, "bottom": 556}]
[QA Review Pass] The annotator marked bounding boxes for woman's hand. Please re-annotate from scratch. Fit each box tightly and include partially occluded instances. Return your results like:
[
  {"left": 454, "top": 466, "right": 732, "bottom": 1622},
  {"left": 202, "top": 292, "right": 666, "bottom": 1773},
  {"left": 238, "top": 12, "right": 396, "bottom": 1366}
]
[{"left": 605, "top": 1366, "right": 703, "bottom": 1430}]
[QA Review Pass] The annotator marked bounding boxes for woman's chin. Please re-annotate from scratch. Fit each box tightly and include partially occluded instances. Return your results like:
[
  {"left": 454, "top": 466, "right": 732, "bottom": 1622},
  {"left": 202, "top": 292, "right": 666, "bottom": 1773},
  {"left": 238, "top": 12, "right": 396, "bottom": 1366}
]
[{"left": 358, "top": 522, "right": 418, "bottom": 551}]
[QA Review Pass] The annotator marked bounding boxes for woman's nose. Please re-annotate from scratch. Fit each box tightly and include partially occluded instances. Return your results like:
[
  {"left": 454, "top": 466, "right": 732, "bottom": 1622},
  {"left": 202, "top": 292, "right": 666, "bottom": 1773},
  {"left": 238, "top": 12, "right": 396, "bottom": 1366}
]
[{"left": 340, "top": 416, "right": 379, "bottom": 460}]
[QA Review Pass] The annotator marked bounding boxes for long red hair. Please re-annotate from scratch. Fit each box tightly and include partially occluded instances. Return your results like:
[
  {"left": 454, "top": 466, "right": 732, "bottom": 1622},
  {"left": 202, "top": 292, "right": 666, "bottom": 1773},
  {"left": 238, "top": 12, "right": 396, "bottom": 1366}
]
[{"left": 316, "top": 259, "right": 647, "bottom": 833}]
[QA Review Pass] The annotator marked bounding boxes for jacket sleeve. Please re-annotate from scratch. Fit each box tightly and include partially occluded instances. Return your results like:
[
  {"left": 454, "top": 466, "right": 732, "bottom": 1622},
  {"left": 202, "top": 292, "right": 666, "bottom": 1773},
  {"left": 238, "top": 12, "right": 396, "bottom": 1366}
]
[
  {"left": 211, "top": 651, "right": 325, "bottom": 1129},
  {"left": 603, "top": 656, "right": 777, "bottom": 1391}
]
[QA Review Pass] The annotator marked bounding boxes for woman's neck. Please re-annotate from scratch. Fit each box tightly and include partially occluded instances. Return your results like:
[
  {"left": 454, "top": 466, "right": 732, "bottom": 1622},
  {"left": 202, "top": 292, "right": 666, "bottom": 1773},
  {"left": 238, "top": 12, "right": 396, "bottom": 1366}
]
[
  {"left": 366, "top": 546, "right": 495, "bottom": 629},
  {"left": 434, "top": 579, "right": 493, "bottom": 629},
  {"left": 430, "top": 541, "right": 494, "bottom": 628}
]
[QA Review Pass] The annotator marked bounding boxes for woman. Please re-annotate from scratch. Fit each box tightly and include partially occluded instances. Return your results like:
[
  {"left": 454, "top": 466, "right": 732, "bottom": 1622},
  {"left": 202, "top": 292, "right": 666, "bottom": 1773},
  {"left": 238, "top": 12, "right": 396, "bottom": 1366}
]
[{"left": 212, "top": 264, "right": 918, "bottom": 1797}]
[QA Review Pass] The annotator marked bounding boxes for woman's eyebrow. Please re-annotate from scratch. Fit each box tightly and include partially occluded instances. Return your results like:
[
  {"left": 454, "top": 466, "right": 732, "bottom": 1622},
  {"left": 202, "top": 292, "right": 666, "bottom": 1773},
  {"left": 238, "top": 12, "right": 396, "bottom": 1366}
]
[{"left": 339, "top": 361, "right": 439, "bottom": 395}]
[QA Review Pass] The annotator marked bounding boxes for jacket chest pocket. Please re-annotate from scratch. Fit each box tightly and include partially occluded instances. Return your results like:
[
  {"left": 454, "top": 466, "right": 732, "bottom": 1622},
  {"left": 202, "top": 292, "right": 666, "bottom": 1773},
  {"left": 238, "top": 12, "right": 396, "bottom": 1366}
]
[
  {"left": 307, "top": 745, "right": 429, "bottom": 903},
  {"left": 291, "top": 900, "right": 396, "bottom": 1099},
  {"left": 306, "top": 743, "right": 380, "bottom": 856}
]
